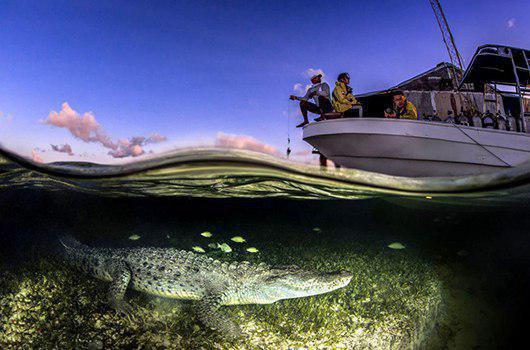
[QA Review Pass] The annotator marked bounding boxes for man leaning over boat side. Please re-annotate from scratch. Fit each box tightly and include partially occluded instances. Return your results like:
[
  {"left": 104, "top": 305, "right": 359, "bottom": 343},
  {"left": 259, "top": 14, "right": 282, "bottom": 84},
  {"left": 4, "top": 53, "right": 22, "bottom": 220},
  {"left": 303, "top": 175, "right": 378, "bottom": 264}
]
[
  {"left": 384, "top": 90, "right": 418, "bottom": 120},
  {"left": 289, "top": 74, "right": 333, "bottom": 128},
  {"left": 332, "top": 72, "right": 361, "bottom": 118}
]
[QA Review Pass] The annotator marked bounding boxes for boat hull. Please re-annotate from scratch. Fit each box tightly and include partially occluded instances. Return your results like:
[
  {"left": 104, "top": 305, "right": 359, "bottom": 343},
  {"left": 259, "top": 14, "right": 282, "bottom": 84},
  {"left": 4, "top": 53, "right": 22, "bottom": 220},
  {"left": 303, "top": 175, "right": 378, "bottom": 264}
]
[{"left": 303, "top": 118, "right": 530, "bottom": 177}]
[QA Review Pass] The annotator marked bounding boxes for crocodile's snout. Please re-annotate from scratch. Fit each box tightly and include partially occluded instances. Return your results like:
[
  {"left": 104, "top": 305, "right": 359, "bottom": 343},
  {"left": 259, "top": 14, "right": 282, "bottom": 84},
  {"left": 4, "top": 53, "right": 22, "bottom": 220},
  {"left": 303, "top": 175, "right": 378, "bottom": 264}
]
[
  {"left": 332, "top": 269, "right": 354, "bottom": 285},
  {"left": 256, "top": 268, "right": 353, "bottom": 303},
  {"left": 318, "top": 269, "right": 353, "bottom": 290}
]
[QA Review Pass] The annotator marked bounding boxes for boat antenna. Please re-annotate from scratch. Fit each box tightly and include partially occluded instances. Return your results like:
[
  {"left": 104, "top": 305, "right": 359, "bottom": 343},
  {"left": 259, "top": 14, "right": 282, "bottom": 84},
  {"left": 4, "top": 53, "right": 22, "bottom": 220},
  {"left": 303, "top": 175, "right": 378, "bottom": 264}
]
[
  {"left": 428, "top": 0, "right": 464, "bottom": 86},
  {"left": 429, "top": 0, "right": 475, "bottom": 113}
]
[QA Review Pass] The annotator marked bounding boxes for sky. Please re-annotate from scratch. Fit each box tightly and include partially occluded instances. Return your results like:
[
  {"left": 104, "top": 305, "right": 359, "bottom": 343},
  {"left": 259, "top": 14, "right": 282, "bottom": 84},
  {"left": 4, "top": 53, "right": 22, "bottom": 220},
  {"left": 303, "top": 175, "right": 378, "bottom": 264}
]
[{"left": 0, "top": 0, "right": 528, "bottom": 164}]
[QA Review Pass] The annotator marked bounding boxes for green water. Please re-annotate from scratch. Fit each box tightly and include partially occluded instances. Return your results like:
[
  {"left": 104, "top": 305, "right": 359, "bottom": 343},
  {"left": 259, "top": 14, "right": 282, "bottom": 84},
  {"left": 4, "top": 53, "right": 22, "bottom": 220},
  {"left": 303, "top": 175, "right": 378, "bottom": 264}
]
[{"left": 0, "top": 148, "right": 529, "bottom": 349}]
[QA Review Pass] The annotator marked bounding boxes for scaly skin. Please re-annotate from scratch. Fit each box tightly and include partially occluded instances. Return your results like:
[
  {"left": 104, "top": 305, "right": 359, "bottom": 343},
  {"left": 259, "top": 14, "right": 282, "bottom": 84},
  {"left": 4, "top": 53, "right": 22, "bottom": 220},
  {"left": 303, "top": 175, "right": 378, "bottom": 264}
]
[{"left": 59, "top": 235, "right": 353, "bottom": 337}]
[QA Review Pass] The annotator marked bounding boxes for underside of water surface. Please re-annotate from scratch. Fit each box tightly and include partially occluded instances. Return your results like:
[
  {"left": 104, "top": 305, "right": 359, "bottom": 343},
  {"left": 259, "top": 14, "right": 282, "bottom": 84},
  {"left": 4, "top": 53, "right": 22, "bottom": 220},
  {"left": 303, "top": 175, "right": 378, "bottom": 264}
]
[
  {"left": 2, "top": 146, "right": 530, "bottom": 204},
  {"left": 0, "top": 146, "right": 529, "bottom": 349}
]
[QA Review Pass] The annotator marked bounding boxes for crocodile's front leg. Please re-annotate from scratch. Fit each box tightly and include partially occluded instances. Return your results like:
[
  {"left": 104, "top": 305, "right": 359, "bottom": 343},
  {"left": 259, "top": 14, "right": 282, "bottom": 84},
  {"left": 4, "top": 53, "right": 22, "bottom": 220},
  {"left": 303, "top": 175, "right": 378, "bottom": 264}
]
[
  {"left": 106, "top": 259, "right": 134, "bottom": 318},
  {"left": 197, "top": 293, "right": 243, "bottom": 338}
]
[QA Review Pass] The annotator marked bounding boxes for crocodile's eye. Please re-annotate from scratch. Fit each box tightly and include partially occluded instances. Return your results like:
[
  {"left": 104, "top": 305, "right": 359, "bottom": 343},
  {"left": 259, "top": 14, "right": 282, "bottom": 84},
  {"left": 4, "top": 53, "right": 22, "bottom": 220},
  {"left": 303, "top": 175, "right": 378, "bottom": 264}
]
[{"left": 265, "top": 275, "right": 282, "bottom": 283}]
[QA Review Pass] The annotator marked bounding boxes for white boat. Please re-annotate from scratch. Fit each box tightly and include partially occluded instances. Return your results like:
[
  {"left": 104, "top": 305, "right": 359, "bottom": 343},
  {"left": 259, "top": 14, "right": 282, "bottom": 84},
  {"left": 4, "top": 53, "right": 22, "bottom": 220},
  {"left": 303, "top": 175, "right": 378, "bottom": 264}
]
[
  {"left": 303, "top": 118, "right": 530, "bottom": 177},
  {"left": 303, "top": 44, "right": 530, "bottom": 177}
]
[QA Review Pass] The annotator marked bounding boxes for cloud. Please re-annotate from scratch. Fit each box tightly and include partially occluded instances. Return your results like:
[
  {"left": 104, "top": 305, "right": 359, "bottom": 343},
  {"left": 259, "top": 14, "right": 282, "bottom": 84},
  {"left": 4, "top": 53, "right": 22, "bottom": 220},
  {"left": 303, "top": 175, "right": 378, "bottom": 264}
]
[
  {"left": 147, "top": 133, "right": 167, "bottom": 143},
  {"left": 215, "top": 132, "right": 279, "bottom": 156},
  {"left": 108, "top": 137, "right": 146, "bottom": 158},
  {"left": 44, "top": 102, "right": 114, "bottom": 148},
  {"left": 507, "top": 18, "right": 516, "bottom": 28},
  {"left": 293, "top": 83, "right": 304, "bottom": 94},
  {"left": 292, "top": 68, "right": 328, "bottom": 96},
  {"left": 293, "top": 83, "right": 313, "bottom": 95},
  {"left": 305, "top": 68, "right": 326, "bottom": 79},
  {"left": 0, "top": 112, "right": 13, "bottom": 124},
  {"left": 43, "top": 102, "right": 167, "bottom": 159},
  {"left": 294, "top": 149, "right": 312, "bottom": 157},
  {"left": 31, "top": 148, "right": 43, "bottom": 163},
  {"left": 51, "top": 143, "right": 74, "bottom": 155}
]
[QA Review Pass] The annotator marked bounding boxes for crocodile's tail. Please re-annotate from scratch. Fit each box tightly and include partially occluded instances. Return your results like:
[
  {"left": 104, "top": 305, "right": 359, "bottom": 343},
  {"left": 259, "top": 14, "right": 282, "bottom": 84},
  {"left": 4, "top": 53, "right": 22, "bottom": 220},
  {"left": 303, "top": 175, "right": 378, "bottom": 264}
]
[
  {"left": 58, "top": 234, "right": 91, "bottom": 259},
  {"left": 58, "top": 234, "right": 83, "bottom": 249},
  {"left": 57, "top": 234, "right": 98, "bottom": 272}
]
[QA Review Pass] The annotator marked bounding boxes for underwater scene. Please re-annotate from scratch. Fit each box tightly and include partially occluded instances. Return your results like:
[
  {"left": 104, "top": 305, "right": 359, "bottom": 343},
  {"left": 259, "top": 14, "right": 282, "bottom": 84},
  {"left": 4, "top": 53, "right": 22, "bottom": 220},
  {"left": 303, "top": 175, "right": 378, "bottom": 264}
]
[
  {"left": 2, "top": 1, "right": 530, "bottom": 349},
  {"left": 1, "top": 150, "right": 530, "bottom": 349}
]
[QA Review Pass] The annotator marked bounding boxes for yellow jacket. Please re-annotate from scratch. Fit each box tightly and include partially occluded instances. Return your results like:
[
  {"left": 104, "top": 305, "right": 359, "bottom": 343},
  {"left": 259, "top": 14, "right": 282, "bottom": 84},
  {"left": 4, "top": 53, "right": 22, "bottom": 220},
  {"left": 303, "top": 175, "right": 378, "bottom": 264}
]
[
  {"left": 397, "top": 101, "right": 418, "bottom": 120},
  {"left": 332, "top": 82, "right": 358, "bottom": 113}
]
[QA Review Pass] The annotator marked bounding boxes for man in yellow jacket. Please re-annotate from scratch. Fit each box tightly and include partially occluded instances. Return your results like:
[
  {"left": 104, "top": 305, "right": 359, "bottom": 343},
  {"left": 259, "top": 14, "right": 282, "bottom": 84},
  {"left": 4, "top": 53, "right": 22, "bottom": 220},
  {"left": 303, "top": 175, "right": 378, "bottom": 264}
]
[
  {"left": 384, "top": 91, "right": 418, "bottom": 120},
  {"left": 332, "top": 72, "right": 361, "bottom": 117}
]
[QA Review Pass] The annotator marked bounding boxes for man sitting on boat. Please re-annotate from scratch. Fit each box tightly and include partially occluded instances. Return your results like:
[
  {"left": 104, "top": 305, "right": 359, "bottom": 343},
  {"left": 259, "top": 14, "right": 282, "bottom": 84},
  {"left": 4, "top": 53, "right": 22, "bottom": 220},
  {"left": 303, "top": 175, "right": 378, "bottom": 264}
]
[
  {"left": 384, "top": 90, "right": 418, "bottom": 120},
  {"left": 332, "top": 72, "right": 362, "bottom": 118},
  {"left": 289, "top": 73, "right": 333, "bottom": 128}
]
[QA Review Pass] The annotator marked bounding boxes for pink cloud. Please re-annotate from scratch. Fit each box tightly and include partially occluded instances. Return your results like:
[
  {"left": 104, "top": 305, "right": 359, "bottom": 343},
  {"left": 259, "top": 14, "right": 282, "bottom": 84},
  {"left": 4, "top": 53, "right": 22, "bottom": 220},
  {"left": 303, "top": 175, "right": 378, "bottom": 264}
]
[
  {"left": 44, "top": 102, "right": 114, "bottom": 149},
  {"left": 43, "top": 102, "right": 167, "bottom": 159},
  {"left": 51, "top": 143, "right": 74, "bottom": 155},
  {"left": 215, "top": 132, "right": 279, "bottom": 156},
  {"left": 294, "top": 149, "right": 312, "bottom": 156},
  {"left": 31, "top": 148, "right": 43, "bottom": 163},
  {"left": 0, "top": 111, "right": 13, "bottom": 124},
  {"left": 147, "top": 133, "right": 167, "bottom": 143},
  {"left": 108, "top": 138, "right": 147, "bottom": 158}
]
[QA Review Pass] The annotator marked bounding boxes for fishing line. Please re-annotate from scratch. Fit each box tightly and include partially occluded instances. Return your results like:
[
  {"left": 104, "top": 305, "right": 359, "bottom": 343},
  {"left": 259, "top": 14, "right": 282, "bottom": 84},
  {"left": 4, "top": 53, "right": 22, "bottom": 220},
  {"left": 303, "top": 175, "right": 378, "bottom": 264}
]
[{"left": 286, "top": 105, "right": 292, "bottom": 159}]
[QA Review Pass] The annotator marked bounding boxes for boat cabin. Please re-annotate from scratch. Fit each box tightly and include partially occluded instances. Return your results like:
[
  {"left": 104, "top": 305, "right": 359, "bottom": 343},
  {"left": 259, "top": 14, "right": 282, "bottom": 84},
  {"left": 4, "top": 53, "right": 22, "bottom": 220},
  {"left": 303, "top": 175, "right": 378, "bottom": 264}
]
[{"left": 353, "top": 45, "right": 530, "bottom": 133}]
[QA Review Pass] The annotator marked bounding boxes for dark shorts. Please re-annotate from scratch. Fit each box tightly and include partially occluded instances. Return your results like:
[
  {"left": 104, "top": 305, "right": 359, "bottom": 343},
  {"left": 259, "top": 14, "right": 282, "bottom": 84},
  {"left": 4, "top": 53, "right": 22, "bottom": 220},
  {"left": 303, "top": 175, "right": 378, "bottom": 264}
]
[
  {"left": 343, "top": 107, "right": 361, "bottom": 118},
  {"left": 300, "top": 97, "right": 333, "bottom": 116}
]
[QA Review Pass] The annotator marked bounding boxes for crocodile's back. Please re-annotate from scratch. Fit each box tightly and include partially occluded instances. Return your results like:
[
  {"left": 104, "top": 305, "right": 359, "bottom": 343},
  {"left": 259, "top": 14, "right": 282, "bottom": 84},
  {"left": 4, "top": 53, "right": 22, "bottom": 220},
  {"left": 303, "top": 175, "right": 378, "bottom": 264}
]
[
  {"left": 121, "top": 247, "right": 229, "bottom": 300},
  {"left": 60, "top": 236, "right": 238, "bottom": 301}
]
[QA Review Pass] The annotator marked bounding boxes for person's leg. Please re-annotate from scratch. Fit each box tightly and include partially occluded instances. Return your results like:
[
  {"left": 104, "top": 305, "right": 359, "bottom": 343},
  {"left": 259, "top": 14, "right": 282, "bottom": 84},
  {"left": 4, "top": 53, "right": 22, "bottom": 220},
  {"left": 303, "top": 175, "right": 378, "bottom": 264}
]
[
  {"left": 319, "top": 153, "right": 327, "bottom": 168},
  {"left": 297, "top": 100, "right": 320, "bottom": 127},
  {"left": 318, "top": 97, "right": 333, "bottom": 114},
  {"left": 314, "top": 97, "right": 333, "bottom": 122},
  {"left": 343, "top": 108, "right": 360, "bottom": 118}
]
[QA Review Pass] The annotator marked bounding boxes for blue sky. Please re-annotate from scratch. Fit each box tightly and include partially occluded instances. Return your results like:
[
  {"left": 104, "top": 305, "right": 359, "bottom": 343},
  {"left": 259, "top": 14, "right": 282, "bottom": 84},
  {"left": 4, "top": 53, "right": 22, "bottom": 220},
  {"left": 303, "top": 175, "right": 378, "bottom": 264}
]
[{"left": 0, "top": 0, "right": 528, "bottom": 163}]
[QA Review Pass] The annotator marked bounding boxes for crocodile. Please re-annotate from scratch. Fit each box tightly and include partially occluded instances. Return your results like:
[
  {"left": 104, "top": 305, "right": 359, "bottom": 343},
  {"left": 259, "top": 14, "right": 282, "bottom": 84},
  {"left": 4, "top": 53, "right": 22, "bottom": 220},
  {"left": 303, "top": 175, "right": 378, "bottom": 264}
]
[{"left": 59, "top": 235, "right": 353, "bottom": 337}]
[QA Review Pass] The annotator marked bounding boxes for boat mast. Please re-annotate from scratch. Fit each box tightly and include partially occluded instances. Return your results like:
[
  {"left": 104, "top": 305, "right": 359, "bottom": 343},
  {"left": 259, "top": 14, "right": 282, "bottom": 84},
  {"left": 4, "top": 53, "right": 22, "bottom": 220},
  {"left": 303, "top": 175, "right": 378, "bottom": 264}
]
[
  {"left": 428, "top": 0, "right": 464, "bottom": 87},
  {"left": 429, "top": 0, "right": 475, "bottom": 115}
]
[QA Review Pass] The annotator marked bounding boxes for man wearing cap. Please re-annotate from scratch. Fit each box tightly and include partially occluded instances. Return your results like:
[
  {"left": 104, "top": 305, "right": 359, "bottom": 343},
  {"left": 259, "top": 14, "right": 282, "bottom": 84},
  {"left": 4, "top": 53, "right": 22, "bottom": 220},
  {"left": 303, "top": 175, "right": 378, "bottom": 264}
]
[
  {"left": 332, "top": 72, "right": 360, "bottom": 118},
  {"left": 384, "top": 91, "right": 418, "bottom": 120},
  {"left": 289, "top": 73, "right": 332, "bottom": 128}
]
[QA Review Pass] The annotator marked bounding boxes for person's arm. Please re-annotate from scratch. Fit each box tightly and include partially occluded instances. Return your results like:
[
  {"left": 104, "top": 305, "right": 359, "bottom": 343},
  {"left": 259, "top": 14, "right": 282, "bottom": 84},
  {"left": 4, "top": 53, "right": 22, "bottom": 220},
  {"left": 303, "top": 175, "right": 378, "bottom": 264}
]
[
  {"left": 402, "top": 103, "right": 418, "bottom": 120},
  {"left": 290, "top": 86, "right": 314, "bottom": 101},
  {"left": 384, "top": 111, "right": 397, "bottom": 118},
  {"left": 333, "top": 85, "right": 354, "bottom": 105},
  {"left": 299, "top": 86, "right": 317, "bottom": 101}
]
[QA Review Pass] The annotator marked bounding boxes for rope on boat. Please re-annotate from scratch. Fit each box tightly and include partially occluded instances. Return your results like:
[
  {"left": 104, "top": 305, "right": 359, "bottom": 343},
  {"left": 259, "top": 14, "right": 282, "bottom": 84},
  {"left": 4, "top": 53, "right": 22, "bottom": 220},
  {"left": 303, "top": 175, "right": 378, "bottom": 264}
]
[{"left": 450, "top": 123, "right": 511, "bottom": 167}]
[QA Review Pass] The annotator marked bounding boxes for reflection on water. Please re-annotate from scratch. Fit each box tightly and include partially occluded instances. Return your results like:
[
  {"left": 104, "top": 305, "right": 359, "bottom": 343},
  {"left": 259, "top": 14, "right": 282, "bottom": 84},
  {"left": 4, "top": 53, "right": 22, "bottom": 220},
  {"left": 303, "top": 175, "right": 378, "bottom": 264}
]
[
  {"left": 0, "top": 146, "right": 529, "bottom": 348},
  {"left": 1, "top": 147, "right": 530, "bottom": 203}
]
